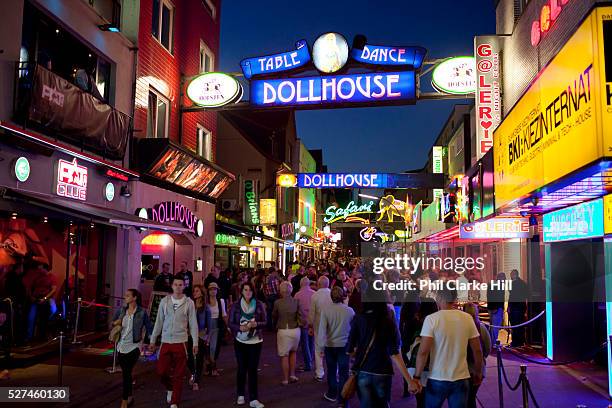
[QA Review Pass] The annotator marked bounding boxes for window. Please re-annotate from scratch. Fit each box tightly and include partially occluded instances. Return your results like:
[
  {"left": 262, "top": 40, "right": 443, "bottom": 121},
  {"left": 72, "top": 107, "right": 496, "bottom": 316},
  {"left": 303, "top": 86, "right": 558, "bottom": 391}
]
[
  {"left": 147, "top": 89, "right": 169, "bottom": 138},
  {"left": 196, "top": 125, "right": 212, "bottom": 160},
  {"left": 152, "top": 0, "right": 174, "bottom": 52},
  {"left": 199, "top": 41, "right": 214, "bottom": 73},
  {"left": 202, "top": 0, "right": 217, "bottom": 20}
]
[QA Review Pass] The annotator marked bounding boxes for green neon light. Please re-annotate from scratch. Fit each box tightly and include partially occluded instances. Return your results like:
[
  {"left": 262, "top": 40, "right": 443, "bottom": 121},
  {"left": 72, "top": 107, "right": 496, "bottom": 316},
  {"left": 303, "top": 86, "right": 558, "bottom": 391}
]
[
  {"left": 215, "top": 233, "right": 241, "bottom": 246},
  {"left": 323, "top": 201, "right": 374, "bottom": 223}
]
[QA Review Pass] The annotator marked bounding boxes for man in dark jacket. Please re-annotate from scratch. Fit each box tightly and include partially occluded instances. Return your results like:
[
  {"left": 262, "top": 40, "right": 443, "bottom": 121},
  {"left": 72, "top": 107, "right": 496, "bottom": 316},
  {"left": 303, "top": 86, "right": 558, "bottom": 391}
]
[
  {"left": 508, "top": 269, "right": 528, "bottom": 347},
  {"left": 154, "top": 263, "right": 173, "bottom": 293}
]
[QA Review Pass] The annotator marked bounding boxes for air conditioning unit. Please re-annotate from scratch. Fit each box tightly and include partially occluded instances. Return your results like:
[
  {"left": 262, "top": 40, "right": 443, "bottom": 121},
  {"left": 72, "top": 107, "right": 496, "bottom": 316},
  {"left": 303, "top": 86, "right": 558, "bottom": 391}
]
[{"left": 221, "top": 199, "right": 238, "bottom": 211}]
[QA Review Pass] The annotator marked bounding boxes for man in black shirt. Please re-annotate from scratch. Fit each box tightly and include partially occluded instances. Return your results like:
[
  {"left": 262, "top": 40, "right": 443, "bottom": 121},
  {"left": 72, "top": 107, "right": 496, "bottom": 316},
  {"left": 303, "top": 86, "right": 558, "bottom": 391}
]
[
  {"left": 153, "top": 263, "right": 173, "bottom": 293},
  {"left": 204, "top": 265, "right": 220, "bottom": 289},
  {"left": 174, "top": 261, "right": 193, "bottom": 298},
  {"left": 508, "top": 269, "right": 528, "bottom": 347}
]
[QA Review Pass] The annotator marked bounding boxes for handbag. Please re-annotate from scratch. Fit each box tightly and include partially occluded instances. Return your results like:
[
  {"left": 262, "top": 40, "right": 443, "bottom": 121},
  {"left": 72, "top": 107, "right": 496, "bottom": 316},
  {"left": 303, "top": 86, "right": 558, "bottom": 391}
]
[
  {"left": 341, "top": 332, "right": 376, "bottom": 400},
  {"left": 109, "top": 325, "right": 122, "bottom": 343}
]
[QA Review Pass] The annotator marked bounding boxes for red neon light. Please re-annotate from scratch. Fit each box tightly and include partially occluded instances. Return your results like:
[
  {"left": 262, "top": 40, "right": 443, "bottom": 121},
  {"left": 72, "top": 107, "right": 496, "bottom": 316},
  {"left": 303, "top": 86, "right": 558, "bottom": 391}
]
[
  {"left": 531, "top": 0, "right": 570, "bottom": 47},
  {"left": 540, "top": 5, "right": 551, "bottom": 32},
  {"left": 105, "top": 169, "right": 129, "bottom": 181},
  {"left": 0, "top": 121, "right": 139, "bottom": 177}
]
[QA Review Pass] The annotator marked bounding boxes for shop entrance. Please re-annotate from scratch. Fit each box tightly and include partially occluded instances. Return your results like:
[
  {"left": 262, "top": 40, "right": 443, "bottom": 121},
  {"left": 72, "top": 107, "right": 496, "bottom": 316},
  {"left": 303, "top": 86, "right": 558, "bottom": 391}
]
[
  {"left": 139, "top": 232, "right": 193, "bottom": 305},
  {"left": 546, "top": 239, "right": 607, "bottom": 363}
]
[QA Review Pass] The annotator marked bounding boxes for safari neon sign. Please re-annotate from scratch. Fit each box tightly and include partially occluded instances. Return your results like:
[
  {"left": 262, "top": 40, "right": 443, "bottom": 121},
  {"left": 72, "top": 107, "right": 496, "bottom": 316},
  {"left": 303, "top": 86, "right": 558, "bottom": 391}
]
[{"left": 324, "top": 201, "right": 375, "bottom": 223}]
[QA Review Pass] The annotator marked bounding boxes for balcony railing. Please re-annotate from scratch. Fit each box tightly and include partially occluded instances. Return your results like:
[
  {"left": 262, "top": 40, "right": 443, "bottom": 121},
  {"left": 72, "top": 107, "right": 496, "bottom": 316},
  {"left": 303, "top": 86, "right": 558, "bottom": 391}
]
[{"left": 13, "top": 63, "right": 131, "bottom": 161}]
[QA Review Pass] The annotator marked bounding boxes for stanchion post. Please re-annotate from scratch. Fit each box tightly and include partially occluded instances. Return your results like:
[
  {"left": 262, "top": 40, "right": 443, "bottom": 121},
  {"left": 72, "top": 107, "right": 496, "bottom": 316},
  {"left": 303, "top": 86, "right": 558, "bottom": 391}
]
[
  {"left": 496, "top": 340, "right": 504, "bottom": 408},
  {"left": 520, "top": 365, "right": 529, "bottom": 408},
  {"left": 105, "top": 338, "right": 121, "bottom": 374},
  {"left": 72, "top": 298, "right": 82, "bottom": 344},
  {"left": 57, "top": 331, "right": 64, "bottom": 386}
]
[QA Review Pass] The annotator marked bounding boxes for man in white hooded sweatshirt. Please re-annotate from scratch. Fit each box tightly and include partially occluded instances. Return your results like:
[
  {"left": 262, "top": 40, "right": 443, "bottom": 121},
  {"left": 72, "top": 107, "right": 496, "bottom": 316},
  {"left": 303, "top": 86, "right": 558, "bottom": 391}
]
[{"left": 150, "top": 279, "right": 198, "bottom": 408}]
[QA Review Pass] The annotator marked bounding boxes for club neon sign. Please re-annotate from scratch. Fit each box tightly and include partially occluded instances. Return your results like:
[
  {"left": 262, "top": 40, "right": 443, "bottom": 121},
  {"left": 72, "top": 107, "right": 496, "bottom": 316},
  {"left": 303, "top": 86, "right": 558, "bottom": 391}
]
[
  {"left": 250, "top": 71, "right": 416, "bottom": 108},
  {"left": 138, "top": 202, "right": 204, "bottom": 237},
  {"left": 56, "top": 158, "right": 88, "bottom": 201},
  {"left": 351, "top": 44, "right": 426, "bottom": 68},
  {"left": 240, "top": 40, "right": 311, "bottom": 79},
  {"left": 324, "top": 201, "right": 375, "bottom": 223},
  {"left": 460, "top": 217, "right": 530, "bottom": 239},
  {"left": 298, "top": 173, "right": 384, "bottom": 188}
]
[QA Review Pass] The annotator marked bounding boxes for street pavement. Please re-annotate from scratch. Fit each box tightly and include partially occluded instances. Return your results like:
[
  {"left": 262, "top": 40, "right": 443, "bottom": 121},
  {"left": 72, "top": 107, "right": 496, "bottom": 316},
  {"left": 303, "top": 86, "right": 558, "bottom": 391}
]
[{"left": 2, "top": 334, "right": 611, "bottom": 408}]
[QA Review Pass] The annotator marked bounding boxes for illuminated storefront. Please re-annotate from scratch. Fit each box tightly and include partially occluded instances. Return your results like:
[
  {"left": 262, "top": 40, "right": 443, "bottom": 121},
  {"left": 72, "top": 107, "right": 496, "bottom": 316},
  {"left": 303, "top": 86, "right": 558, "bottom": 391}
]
[{"left": 493, "top": 6, "right": 612, "bottom": 391}]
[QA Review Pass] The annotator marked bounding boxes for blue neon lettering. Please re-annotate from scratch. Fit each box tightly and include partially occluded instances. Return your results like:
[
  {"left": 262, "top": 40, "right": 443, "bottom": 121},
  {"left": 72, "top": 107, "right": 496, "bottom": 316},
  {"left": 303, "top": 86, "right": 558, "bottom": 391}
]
[
  {"left": 241, "top": 40, "right": 310, "bottom": 79},
  {"left": 298, "top": 174, "right": 384, "bottom": 188},
  {"left": 251, "top": 72, "right": 415, "bottom": 107},
  {"left": 352, "top": 45, "right": 426, "bottom": 68}
]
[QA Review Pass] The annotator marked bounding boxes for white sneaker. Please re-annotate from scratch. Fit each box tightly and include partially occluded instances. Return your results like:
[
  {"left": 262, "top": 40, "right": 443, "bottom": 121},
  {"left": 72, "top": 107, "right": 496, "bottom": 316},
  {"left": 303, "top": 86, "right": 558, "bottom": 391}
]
[
  {"left": 166, "top": 391, "right": 173, "bottom": 403},
  {"left": 236, "top": 396, "right": 245, "bottom": 405},
  {"left": 249, "top": 400, "right": 264, "bottom": 408}
]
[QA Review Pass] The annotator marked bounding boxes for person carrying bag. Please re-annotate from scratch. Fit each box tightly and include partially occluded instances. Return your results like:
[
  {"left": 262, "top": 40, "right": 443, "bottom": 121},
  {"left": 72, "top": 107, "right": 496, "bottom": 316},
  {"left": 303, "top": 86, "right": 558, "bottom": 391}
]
[{"left": 341, "top": 333, "right": 375, "bottom": 400}]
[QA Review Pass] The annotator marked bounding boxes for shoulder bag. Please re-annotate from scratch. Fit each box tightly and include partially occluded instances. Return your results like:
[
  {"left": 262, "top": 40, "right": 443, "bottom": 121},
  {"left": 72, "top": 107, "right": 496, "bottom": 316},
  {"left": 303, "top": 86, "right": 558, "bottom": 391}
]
[{"left": 341, "top": 331, "right": 376, "bottom": 400}]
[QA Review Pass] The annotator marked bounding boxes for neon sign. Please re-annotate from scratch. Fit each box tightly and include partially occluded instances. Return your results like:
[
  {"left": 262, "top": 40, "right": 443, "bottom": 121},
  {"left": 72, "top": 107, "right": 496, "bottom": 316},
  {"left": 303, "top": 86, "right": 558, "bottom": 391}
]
[
  {"left": 250, "top": 71, "right": 416, "bottom": 108},
  {"left": 298, "top": 173, "right": 383, "bottom": 188},
  {"left": 460, "top": 217, "right": 530, "bottom": 239},
  {"left": 351, "top": 44, "right": 426, "bottom": 68},
  {"left": 244, "top": 180, "right": 260, "bottom": 225},
  {"left": 324, "top": 201, "right": 375, "bottom": 223},
  {"left": 240, "top": 40, "right": 311, "bottom": 79},
  {"left": 139, "top": 202, "right": 203, "bottom": 236},
  {"left": 377, "top": 195, "right": 409, "bottom": 222},
  {"left": 531, "top": 0, "right": 571, "bottom": 47},
  {"left": 279, "top": 173, "right": 444, "bottom": 189},
  {"left": 56, "top": 158, "right": 88, "bottom": 201},
  {"left": 543, "top": 199, "right": 603, "bottom": 242},
  {"left": 277, "top": 173, "right": 297, "bottom": 187},
  {"left": 475, "top": 37, "right": 502, "bottom": 158},
  {"left": 359, "top": 226, "right": 395, "bottom": 243},
  {"left": 215, "top": 233, "right": 243, "bottom": 246}
]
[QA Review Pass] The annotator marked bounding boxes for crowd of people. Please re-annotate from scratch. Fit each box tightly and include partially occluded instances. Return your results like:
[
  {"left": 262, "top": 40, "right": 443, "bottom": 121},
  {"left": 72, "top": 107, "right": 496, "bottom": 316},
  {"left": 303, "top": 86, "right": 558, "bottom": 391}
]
[{"left": 114, "top": 258, "right": 530, "bottom": 408}]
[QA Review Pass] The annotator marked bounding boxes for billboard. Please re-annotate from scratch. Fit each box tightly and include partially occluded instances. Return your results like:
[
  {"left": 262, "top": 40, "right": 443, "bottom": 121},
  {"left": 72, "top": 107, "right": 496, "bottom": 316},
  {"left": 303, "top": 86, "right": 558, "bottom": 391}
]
[{"left": 494, "top": 9, "right": 612, "bottom": 209}]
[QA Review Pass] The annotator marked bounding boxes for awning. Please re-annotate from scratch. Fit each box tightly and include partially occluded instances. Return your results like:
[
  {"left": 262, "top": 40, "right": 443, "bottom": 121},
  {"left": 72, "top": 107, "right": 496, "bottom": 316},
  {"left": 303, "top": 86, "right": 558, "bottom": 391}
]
[
  {"left": 216, "top": 221, "right": 285, "bottom": 244},
  {"left": 135, "top": 138, "right": 235, "bottom": 203},
  {"left": 0, "top": 189, "right": 190, "bottom": 233}
]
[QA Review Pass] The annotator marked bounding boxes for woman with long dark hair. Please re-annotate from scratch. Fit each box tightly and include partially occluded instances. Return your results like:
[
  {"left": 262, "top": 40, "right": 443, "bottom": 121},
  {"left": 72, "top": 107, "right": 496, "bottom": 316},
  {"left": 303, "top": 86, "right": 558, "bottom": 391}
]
[
  {"left": 228, "top": 282, "right": 267, "bottom": 408},
  {"left": 206, "top": 282, "right": 228, "bottom": 376},
  {"left": 111, "top": 289, "right": 152, "bottom": 408},
  {"left": 405, "top": 299, "right": 439, "bottom": 408},
  {"left": 188, "top": 284, "right": 211, "bottom": 391},
  {"left": 347, "top": 290, "right": 421, "bottom": 408}
]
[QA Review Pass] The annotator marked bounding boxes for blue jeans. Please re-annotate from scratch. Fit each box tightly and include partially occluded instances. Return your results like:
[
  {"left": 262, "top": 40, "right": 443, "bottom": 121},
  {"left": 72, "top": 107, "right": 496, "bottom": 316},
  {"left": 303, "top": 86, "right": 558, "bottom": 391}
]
[
  {"left": 324, "top": 346, "right": 349, "bottom": 401},
  {"left": 26, "top": 299, "right": 57, "bottom": 341},
  {"left": 425, "top": 378, "right": 470, "bottom": 408},
  {"left": 300, "top": 327, "right": 314, "bottom": 370},
  {"left": 356, "top": 372, "right": 392, "bottom": 408},
  {"left": 488, "top": 308, "right": 503, "bottom": 344}
]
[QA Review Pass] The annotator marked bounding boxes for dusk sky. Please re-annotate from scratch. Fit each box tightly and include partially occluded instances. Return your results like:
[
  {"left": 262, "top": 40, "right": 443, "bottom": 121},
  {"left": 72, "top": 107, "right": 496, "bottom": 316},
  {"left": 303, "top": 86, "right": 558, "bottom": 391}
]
[{"left": 219, "top": 1, "right": 495, "bottom": 173}]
